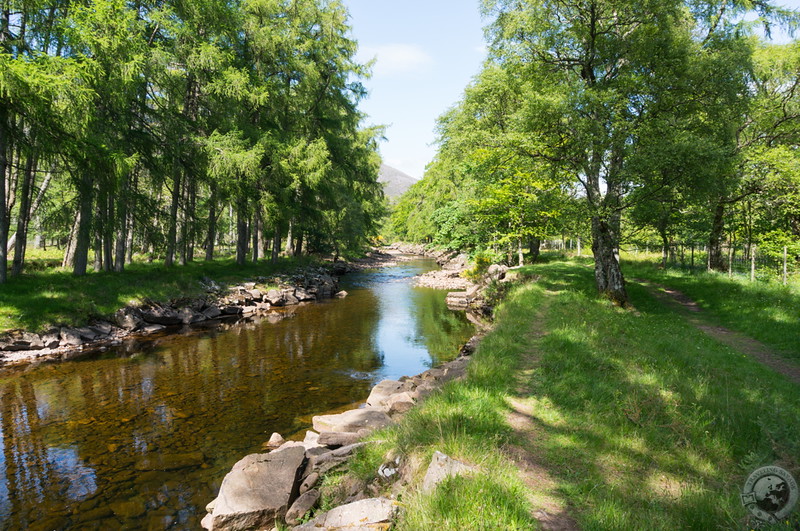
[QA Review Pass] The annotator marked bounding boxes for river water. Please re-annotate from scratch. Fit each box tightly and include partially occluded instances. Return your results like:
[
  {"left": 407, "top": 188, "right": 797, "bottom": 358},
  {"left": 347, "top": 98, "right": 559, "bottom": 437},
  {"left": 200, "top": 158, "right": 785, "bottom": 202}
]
[{"left": 0, "top": 258, "right": 474, "bottom": 530}]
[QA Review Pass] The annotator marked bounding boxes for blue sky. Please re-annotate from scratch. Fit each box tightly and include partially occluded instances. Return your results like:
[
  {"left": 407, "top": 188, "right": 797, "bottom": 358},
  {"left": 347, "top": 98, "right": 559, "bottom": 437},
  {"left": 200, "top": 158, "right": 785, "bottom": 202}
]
[
  {"left": 344, "top": 0, "right": 800, "bottom": 181},
  {"left": 344, "top": 0, "right": 486, "bottom": 179}
]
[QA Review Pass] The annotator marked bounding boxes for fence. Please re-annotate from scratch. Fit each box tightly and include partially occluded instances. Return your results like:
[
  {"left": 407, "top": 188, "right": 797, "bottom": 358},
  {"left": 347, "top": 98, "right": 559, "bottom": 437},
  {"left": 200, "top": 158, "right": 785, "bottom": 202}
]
[{"left": 626, "top": 243, "right": 799, "bottom": 285}]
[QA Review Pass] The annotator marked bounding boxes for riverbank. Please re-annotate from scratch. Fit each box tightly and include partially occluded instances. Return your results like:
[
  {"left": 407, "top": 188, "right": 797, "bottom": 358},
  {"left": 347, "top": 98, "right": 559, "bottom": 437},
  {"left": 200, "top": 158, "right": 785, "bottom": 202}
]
[
  {"left": 287, "top": 257, "right": 800, "bottom": 530},
  {"left": 0, "top": 250, "right": 435, "bottom": 367}
]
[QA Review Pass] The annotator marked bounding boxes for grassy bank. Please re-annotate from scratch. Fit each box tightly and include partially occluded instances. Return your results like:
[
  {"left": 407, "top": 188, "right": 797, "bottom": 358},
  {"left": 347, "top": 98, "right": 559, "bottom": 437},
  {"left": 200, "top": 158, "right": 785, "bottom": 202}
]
[
  {"left": 0, "top": 256, "right": 319, "bottom": 333},
  {"left": 342, "top": 258, "right": 800, "bottom": 530},
  {"left": 621, "top": 258, "right": 800, "bottom": 363}
]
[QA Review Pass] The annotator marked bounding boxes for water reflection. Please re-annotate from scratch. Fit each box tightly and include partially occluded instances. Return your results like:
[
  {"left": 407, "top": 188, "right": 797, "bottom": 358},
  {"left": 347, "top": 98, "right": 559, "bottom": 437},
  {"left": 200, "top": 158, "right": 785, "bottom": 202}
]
[{"left": 0, "top": 258, "right": 473, "bottom": 529}]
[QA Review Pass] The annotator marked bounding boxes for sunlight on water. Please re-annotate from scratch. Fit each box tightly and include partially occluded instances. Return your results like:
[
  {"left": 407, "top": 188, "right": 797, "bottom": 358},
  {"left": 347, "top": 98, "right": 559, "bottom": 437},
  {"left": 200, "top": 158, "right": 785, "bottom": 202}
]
[{"left": 0, "top": 258, "right": 473, "bottom": 529}]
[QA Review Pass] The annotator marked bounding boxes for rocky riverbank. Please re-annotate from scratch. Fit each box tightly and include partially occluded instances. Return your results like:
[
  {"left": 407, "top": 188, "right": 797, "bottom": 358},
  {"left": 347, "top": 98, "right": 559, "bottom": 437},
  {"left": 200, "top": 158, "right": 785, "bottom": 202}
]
[
  {"left": 0, "top": 266, "right": 344, "bottom": 367},
  {"left": 199, "top": 335, "right": 483, "bottom": 531}
]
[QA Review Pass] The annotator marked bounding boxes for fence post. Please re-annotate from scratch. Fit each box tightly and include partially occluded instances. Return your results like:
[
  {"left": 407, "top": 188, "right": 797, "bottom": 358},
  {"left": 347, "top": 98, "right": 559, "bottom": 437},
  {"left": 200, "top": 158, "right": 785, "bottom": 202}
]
[
  {"left": 784, "top": 246, "right": 788, "bottom": 286},
  {"left": 750, "top": 245, "right": 756, "bottom": 282},
  {"left": 728, "top": 245, "right": 733, "bottom": 278}
]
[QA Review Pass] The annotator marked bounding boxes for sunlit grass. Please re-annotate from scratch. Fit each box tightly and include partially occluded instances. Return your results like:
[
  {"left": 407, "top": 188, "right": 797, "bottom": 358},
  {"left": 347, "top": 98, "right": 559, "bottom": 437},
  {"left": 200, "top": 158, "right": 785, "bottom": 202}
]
[
  {"left": 339, "top": 258, "right": 800, "bottom": 530},
  {"left": 0, "top": 256, "right": 321, "bottom": 332},
  {"left": 623, "top": 257, "right": 800, "bottom": 362}
]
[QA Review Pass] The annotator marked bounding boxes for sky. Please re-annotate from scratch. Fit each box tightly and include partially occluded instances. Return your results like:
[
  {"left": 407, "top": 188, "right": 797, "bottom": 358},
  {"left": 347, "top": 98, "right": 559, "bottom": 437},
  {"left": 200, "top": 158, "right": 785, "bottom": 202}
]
[
  {"left": 344, "top": 0, "right": 486, "bottom": 180},
  {"left": 343, "top": 0, "right": 800, "bottom": 181}
]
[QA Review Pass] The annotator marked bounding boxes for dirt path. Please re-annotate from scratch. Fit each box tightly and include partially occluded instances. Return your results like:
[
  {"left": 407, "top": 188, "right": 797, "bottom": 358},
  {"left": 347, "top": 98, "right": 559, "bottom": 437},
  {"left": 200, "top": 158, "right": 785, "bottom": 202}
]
[
  {"left": 634, "top": 279, "right": 800, "bottom": 386},
  {"left": 504, "top": 295, "right": 581, "bottom": 531}
]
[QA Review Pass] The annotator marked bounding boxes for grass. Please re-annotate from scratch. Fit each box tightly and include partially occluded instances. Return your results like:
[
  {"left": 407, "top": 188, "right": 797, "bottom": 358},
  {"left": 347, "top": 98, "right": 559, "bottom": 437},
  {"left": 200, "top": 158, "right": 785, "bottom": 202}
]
[
  {"left": 0, "top": 255, "right": 320, "bottom": 333},
  {"left": 338, "top": 257, "right": 800, "bottom": 530},
  {"left": 622, "top": 256, "right": 800, "bottom": 362}
]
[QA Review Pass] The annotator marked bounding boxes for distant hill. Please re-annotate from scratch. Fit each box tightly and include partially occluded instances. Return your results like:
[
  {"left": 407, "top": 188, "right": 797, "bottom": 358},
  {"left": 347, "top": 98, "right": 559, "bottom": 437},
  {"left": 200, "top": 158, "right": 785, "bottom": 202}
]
[{"left": 378, "top": 164, "right": 418, "bottom": 199}]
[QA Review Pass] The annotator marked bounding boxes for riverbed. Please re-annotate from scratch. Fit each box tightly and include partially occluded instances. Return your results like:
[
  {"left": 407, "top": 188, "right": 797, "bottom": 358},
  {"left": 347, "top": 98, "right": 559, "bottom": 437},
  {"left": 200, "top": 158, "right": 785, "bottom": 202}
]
[{"left": 0, "top": 258, "right": 474, "bottom": 530}]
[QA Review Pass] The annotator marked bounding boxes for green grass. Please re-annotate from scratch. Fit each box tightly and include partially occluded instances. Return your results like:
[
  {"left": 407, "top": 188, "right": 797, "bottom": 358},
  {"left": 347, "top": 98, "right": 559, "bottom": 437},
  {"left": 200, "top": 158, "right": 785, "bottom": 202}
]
[
  {"left": 0, "top": 256, "right": 319, "bottom": 333},
  {"left": 622, "top": 257, "right": 800, "bottom": 362},
  {"left": 341, "top": 258, "right": 800, "bottom": 530}
]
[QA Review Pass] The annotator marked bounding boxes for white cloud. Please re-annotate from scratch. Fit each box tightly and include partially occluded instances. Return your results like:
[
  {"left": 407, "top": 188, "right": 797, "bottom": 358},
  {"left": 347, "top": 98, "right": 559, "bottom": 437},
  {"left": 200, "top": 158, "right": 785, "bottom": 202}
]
[{"left": 359, "top": 43, "right": 434, "bottom": 77}]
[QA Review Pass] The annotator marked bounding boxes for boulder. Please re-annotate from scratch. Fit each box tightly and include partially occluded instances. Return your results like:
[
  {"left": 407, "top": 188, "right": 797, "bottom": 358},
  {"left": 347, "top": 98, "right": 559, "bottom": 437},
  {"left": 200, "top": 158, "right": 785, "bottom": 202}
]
[
  {"left": 40, "top": 330, "right": 61, "bottom": 349},
  {"left": 486, "top": 264, "right": 508, "bottom": 281},
  {"left": 203, "top": 306, "right": 222, "bottom": 320},
  {"left": 265, "top": 290, "right": 284, "bottom": 306},
  {"left": 284, "top": 489, "right": 320, "bottom": 526},
  {"left": 74, "top": 326, "right": 99, "bottom": 341},
  {"left": 317, "top": 431, "right": 361, "bottom": 448},
  {"left": 204, "top": 446, "right": 306, "bottom": 531},
  {"left": 312, "top": 407, "right": 391, "bottom": 434},
  {"left": 299, "top": 472, "right": 319, "bottom": 494},
  {"left": 222, "top": 306, "right": 243, "bottom": 315},
  {"left": 59, "top": 328, "right": 83, "bottom": 347},
  {"left": 387, "top": 392, "right": 415, "bottom": 415},
  {"left": 142, "top": 324, "right": 166, "bottom": 334},
  {"left": 421, "top": 451, "right": 475, "bottom": 493},
  {"left": 245, "top": 289, "right": 263, "bottom": 302},
  {"left": 293, "top": 497, "right": 396, "bottom": 530},
  {"left": 90, "top": 322, "right": 114, "bottom": 336},
  {"left": 302, "top": 430, "right": 321, "bottom": 449},
  {"left": 334, "top": 290, "right": 348, "bottom": 298},
  {"left": 114, "top": 308, "right": 144, "bottom": 330},
  {"left": 294, "top": 288, "right": 315, "bottom": 302},
  {"left": 366, "top": 380, "right": 406, "bottom": 409},
  {"left": 283, "top": 292, "right": 299, "bottom": 306},
  {"left": 178, "top": 307, "right": 203, "bottom": 324},
  {"left": 266, "top": 432, "right": 285, "bottom": 449},
  {"left": 141, "top": 308, "right": 182, "bottom": 326}
]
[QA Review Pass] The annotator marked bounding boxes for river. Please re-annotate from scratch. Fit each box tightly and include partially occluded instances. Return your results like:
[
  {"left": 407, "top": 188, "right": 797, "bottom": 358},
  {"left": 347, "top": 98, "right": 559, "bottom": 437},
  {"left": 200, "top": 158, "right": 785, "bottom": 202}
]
[{"left": 0, "top": 258, "right": 474, "bottom": 530}]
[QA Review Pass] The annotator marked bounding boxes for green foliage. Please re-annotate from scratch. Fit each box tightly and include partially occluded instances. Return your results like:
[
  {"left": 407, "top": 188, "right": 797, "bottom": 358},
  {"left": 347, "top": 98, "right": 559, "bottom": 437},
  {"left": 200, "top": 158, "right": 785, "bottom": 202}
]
[{"left": 461, "top": 249, "right": 496, "bottom": 283}]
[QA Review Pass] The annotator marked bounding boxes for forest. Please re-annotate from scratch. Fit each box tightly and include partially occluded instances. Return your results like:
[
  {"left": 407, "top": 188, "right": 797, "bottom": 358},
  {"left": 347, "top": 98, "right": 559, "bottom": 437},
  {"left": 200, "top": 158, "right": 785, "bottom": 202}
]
[
  {"left": 388, "top": 0, "right": 800, "bottom": 306},
  {"left": 0, "top": 0, "right": 385, "bottom": 283}
]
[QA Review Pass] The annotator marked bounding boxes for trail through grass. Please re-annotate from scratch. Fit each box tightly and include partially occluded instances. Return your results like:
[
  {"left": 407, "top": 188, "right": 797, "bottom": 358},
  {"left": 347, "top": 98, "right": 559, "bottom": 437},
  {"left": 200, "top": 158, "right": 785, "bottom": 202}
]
[
  {"left": 623, "top": 259, "right": 800, "bottom": 363},
  {"left": 345, "top": 258, "right": 800, "bottom": 530}
]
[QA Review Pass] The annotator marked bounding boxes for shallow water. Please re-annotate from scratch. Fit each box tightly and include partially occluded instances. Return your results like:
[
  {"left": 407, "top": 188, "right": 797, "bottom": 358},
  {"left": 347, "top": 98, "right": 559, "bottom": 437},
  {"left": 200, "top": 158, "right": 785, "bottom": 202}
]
[{"left": 0, "top": 258, "right": 474, "bottom": 530}]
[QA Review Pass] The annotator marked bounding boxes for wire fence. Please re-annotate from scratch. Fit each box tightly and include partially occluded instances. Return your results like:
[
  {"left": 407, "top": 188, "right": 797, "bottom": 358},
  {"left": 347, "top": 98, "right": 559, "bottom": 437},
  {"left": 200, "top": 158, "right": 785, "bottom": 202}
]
[{"left": 541, "top": 239, "right": 800, "bottom": 285}]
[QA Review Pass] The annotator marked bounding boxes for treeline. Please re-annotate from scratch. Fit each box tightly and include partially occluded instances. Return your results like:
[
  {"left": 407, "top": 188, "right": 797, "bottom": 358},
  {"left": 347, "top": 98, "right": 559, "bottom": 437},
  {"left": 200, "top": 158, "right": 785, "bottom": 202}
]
[
  {"left": 0, "top": 0, "right": 385, "bottom": 283},
  {"left": 389, "top": 0, "right": 800, "bottom": 305}
]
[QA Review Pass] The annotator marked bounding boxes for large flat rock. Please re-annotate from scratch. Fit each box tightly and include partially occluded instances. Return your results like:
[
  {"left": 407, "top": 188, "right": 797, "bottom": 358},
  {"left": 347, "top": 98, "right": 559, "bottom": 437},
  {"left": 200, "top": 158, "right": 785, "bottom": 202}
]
[
  {"left": 293, "top": 497, "right": 396, "bottom": 530},
  {"left": 312, "top": 407, "right": 391, "bottom": 434},
  {"left": 365, "top": 380, "right": 406, "bottom": 409},
  {"left": 205, "top": 446, "right": 306, "bottom": 530}
]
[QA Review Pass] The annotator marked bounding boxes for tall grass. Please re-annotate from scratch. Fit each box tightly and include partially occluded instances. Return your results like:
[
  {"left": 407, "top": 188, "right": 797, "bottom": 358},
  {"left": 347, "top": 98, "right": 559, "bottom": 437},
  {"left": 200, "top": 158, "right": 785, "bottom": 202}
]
[
  {"left": 623, "top": 258, "right": 800, "bottom": 362},
  {"left": 345, "top": 259, "right": 800, "bottom": 530}
]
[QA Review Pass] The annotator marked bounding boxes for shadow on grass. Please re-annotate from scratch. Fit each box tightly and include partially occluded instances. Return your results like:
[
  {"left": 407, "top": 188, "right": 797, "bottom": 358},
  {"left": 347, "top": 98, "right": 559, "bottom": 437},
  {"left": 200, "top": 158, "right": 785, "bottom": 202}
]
[
  {"left": 0, "top": 257, "right": 318, "bottom": 332},
  {"left": 623, "top": 260, "right": 800, "bottom": 362},
  {"left": 513, "top": 261, "right": 800, "bottom": 529}
]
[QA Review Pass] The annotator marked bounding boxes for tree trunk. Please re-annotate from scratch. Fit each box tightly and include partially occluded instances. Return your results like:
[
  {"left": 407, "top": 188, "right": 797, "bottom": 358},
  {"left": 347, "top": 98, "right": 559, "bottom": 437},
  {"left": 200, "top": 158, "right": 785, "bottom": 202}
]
[
  {"left": 8, "top": 169, "right": 51, "bottom": 253},
  {"left": 707, "top": 201, "right": 726, "bottom": 271},
  {"left": 63, "top": 212, "right": 79, "bottom": 269},
  {"left": 235, "top": 197, "right": 249, "bottom": 266},
  {"left": 293, "top": 230, "right": 303, "bottom": 257},
  {"left": 72, "top": 174, "right": 94, "bottom": 276},
  {"left": 0, "top": 105, "right": 8, "bottom": 283},
  {"left": 285, "top": 221, "right": 294, "bottom": 256},
  {"left": 591, "top": 215, "right": 628, "bottom": 306},
  {"left": 252, "top": 207, "right": 260, "bottom": 262},
  {"left": 517, "top": 239, "right": 524, "bottom": 266},
  {"left": 271, "top": 228, "right": 280, "bottom": 264},
  {"left": 205, "top": 184, "right": 216, "bottom": 261},
  {"left": 529, "top": 237, "right": 541, "bottom": 263},
  {"left": 165, "top": 169, "right": 181, "bottom": 267},
  {"left": 11, "top": 153, "right": 35, "bottom": 276}
]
